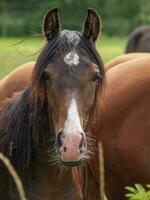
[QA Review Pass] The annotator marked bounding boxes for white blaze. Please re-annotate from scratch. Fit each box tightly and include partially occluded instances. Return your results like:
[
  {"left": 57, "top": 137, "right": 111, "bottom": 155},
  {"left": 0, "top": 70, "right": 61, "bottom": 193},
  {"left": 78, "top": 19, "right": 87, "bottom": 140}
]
[
  {"left": 64, "top": 52, "right": 79, "bottom": 66},
  {"left": 64, "top": 98, "right": 83, "bottom": 134}
]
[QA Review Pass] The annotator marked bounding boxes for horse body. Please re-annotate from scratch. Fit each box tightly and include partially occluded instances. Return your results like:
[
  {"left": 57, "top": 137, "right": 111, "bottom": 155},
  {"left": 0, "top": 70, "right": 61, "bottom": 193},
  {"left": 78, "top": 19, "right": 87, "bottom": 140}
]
[{"left": 92, "top": 56, "right": 150, "bottom": 199}]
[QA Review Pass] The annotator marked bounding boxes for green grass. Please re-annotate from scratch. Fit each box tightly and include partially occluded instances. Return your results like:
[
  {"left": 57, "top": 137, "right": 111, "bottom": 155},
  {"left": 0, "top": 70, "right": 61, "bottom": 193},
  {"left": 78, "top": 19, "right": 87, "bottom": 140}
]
[
  {"left": 98, "top": 36, "right": 127, "bottom": 62},
  {"left": 0, "top": 36, "right": 127, "bottom": 79}
]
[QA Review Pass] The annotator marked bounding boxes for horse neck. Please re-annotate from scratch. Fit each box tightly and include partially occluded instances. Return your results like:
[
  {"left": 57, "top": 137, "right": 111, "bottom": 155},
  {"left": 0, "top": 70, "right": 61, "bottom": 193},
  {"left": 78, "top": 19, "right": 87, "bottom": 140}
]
[
  {"left": 21, "top": 161, "right": 82, "bottom": 200},
  {"left": 78, "top": 164, "right": 100, "bottom": 200}
]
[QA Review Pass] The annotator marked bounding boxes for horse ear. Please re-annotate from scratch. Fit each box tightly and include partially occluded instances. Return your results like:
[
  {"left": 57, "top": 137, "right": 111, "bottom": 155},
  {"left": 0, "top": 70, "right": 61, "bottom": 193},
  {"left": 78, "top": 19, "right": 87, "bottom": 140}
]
[
  {"left": 43, "top": 8, "right": 61, "bottom": 41},
  {"left": 82, "top": 8, "right": 101, "bottom": 44}
]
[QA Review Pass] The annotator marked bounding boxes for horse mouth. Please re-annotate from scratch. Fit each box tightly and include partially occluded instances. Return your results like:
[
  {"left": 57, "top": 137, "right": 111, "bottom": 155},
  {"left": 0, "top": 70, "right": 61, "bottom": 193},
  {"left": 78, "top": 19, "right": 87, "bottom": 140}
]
[{"left": 61, "top": 159, "right": 82, "bottom": 167}]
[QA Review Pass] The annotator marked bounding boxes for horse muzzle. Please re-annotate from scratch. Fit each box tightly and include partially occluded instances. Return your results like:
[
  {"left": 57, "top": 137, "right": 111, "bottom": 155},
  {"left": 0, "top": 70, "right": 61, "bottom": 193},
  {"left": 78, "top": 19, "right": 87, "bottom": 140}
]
[{"left": 57, "top": 131, "right": 86, "bottom": 166}]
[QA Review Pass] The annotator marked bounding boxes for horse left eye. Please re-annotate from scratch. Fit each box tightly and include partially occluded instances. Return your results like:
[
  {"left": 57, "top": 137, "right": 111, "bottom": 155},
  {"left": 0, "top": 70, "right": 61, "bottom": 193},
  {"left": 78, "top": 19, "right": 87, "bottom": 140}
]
[{"left": 91, "top": 73, "right": 102, "bottom": 82}]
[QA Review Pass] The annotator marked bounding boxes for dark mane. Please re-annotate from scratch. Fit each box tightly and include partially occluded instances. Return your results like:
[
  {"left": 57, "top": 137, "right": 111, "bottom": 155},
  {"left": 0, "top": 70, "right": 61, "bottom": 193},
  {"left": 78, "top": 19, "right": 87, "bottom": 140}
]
[{"left": 0, "top": 30, "right": 104, "bottom": 171}]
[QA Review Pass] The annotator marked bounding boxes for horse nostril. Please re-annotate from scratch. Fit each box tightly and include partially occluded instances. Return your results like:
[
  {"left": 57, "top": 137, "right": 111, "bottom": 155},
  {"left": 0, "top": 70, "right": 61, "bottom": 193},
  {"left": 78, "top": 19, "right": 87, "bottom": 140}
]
[
  {"left": 63, "top": 146, "right": 67, "bottom": 152},
  {"left": 79, "top": 132, "right": 86, "bottom": 150},
  {"left": 57, "top": 131, "right": 63, "bottom": 147},
  {"left": 79, "top": 137, "right": 83, "bottom": 149},
  {"left": 80, "top": 149, "right": 83, "bottom": 154}
]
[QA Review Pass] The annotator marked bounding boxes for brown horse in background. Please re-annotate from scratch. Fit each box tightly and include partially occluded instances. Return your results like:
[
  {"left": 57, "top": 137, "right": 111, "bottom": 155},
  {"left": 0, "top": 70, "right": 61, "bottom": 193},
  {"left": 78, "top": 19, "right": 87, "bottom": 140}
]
[
  {"left": 89, "top": 56, "right": 150, "bottom": 200},
  {"left": 0, "top": 8, "right": 103, "bottom": 200},
  {"left": 125, "top": 25, "right": 150, "bottom": 53},
  {"left": 0, "top": 62, "right": 34, "bottom": 102}
]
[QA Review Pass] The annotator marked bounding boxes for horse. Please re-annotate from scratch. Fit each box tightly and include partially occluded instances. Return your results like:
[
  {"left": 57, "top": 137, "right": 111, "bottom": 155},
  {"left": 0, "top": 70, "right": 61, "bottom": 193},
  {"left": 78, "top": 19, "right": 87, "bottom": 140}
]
[
  {"left": 125, "top": 25, "right": 150, "bottom": 53},
  {"left": 0, "top": 62, "right": 34, "bottom": 103},
  {"left": 89, "top": 56, "right": 150, "bottom": 200},
  {"left": 0, "top": 8, "right": 104, "bottom": 200}
]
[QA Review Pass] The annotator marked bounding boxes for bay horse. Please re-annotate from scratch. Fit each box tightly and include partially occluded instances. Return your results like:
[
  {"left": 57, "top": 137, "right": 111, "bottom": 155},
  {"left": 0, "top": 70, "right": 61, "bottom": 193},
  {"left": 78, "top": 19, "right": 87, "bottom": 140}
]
[
  {"left": 0, "top": 8, "right": 103, "bottom": 200},
  {"left": 125, "top": 25, "right": 150, "bottom": 53}
]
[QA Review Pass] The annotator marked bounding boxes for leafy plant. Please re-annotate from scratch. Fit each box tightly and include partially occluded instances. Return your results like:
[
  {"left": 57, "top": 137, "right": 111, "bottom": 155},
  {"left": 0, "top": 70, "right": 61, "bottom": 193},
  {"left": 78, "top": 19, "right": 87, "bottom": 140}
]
[{"left": 125, "top": 184, "right": 150, "bottom": 200}]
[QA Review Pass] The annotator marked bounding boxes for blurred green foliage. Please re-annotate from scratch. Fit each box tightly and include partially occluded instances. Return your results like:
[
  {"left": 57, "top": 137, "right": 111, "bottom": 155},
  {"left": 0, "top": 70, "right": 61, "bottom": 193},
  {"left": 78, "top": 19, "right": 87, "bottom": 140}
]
[
  {"left": 0, "top": 0, "right": 150, "bottom": 36},
  {"left": 126, "top": 184, "right": 150, "bottom": 200}
]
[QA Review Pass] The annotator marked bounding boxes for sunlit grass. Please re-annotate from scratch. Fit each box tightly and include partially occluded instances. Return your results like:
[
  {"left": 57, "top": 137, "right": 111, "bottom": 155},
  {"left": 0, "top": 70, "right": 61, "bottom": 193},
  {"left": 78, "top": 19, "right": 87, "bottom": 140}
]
[{"left": 0, "top": 36, "right": 127, "bottom": 79}]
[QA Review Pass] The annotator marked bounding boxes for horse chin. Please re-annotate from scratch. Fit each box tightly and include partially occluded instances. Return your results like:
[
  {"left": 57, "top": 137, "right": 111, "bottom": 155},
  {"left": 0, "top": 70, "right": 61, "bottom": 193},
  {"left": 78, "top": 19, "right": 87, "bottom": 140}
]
[{"left": 61, "top": 159, "right": 82, "bottom": 167}]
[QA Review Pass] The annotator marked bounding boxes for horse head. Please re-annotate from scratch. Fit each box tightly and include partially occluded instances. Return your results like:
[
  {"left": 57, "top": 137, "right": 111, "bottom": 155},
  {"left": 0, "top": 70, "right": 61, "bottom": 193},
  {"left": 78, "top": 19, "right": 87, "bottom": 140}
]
[{"left": 32, "top": 8, "right": 103, "bottom": 167}]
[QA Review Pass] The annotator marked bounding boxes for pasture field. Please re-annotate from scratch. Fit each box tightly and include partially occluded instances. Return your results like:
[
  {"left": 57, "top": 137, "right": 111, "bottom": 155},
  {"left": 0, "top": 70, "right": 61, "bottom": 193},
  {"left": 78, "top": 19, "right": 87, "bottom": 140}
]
[{"left": 0, "top": 36, "right": 127, "bottom": 79}]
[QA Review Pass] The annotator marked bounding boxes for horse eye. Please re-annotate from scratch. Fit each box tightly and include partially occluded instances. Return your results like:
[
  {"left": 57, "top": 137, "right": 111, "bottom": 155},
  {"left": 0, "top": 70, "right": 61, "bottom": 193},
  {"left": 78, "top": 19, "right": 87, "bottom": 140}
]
[
  {"left": 42, "top": 71, "right": 52, "bottom": 82},
  {"left": 91, "top": 73, "right": 102, "bottom": 82}
]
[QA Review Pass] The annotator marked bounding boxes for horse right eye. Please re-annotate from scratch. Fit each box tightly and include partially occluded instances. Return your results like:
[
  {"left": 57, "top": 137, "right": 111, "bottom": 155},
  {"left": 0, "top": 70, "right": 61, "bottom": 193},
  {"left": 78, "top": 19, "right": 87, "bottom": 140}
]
[{"left": 42, "top": 71, "right": 53, "bottom": 83}]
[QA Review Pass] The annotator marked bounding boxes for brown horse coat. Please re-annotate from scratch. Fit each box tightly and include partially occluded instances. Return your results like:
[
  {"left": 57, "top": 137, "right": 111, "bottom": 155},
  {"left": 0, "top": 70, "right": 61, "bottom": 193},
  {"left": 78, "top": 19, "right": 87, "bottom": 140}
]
[
  {"left": 92, "top": 56, "right": 150, "bottom": 199},
  {"left": 0, "top": 62, "right": 35, "bottom": 102}
]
